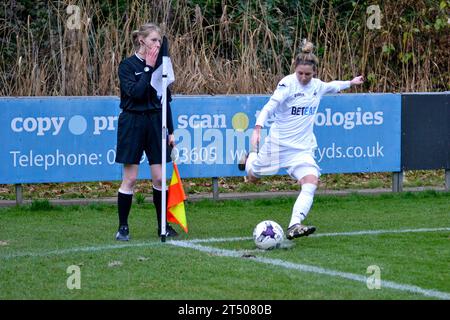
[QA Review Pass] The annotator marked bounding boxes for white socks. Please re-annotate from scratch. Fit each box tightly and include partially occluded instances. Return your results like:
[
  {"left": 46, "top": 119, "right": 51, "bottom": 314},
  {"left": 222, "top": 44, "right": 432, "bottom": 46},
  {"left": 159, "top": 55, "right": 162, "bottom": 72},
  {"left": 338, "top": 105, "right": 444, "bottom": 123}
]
[
  {"left": 118, "top": 188, "right": 134, "bottom": 195},
  {"left": 289, "top": 183, "right": 317, "bottom": 228}
]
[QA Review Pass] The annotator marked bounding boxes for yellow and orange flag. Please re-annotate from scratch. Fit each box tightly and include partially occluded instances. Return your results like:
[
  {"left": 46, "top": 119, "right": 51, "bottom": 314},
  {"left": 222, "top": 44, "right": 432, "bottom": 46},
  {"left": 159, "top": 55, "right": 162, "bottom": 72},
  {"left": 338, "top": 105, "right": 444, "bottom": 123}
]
[{"left": 167, "top": 162, "right": 188, "bottom": 233}]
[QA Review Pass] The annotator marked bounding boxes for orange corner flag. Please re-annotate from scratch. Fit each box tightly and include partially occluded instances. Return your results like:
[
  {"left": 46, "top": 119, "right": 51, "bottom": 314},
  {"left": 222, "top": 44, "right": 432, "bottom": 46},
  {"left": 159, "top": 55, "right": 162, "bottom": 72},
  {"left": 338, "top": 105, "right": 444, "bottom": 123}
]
[{"left": 167, "top": 162, "right": 188, "bottom": 233}]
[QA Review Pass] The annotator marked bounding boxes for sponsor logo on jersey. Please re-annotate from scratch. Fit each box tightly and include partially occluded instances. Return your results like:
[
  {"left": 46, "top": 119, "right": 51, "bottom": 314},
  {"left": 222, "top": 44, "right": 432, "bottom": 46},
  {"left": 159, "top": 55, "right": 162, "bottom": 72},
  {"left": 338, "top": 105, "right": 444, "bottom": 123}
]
[{"left": 291, "top": 106, "right": 318, "bottom": 116}]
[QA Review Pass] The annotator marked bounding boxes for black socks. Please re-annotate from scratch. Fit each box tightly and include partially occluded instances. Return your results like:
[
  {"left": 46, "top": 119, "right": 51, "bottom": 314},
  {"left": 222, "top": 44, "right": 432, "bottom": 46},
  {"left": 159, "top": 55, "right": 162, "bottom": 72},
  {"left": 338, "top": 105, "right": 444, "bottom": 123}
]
[
  {"left": 117, "top": 191, "right": 133, "bottom": 227},
  {"left": 118, "top": 187, "right": 170, "bottom": 234},
  {"left": 152, "top": 187, "right": 168, "bottom": 233}
]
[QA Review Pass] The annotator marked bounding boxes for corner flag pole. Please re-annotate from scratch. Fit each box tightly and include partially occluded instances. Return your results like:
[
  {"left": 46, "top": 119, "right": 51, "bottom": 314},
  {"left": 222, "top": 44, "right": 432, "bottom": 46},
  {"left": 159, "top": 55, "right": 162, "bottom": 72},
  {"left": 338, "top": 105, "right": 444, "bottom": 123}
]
[{"left": 160, "top": 37, "right": 169, "bottom": 243}]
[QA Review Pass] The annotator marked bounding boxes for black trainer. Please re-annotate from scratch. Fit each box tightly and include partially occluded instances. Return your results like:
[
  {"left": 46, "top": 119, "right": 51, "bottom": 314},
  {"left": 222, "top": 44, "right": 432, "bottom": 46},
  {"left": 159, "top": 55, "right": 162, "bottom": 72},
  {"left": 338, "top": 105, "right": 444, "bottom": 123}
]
[
  {"left": 115, "top": 225, "right": 130, "bottom": 241},
  {"left": 286, "top": 223, "right": 316, "bottom": 240},
  {"left": 238, "top": 153, "right": 248, "bottom": 171},
  {"left": 158, "top": 225, "right": 179, "bottom": 238},
  {"left": 166, "top": 225, "right": 179, "bottom": 237}
]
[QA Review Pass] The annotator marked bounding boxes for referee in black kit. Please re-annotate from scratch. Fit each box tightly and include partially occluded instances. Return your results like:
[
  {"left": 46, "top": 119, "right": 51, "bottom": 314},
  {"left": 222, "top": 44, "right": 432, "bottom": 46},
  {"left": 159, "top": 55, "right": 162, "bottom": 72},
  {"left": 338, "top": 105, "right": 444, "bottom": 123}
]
[{"left": 115, "top": 23, "right": 178, "bottom": 241}]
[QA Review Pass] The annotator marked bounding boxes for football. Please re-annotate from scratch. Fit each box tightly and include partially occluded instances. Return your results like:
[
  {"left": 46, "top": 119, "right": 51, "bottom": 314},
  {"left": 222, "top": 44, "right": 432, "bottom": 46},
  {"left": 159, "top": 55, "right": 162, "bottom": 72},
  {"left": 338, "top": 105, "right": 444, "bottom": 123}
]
[{"left": 253, "top": 220, "right": 284, "bottom": 250}]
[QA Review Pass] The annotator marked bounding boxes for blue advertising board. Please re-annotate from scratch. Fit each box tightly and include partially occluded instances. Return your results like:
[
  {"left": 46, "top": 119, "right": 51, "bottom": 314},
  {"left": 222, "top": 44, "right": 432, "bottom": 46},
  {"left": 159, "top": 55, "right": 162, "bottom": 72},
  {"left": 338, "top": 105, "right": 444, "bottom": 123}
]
[{"left": 0, "top": 94, "right": 401, "bottom": 184}]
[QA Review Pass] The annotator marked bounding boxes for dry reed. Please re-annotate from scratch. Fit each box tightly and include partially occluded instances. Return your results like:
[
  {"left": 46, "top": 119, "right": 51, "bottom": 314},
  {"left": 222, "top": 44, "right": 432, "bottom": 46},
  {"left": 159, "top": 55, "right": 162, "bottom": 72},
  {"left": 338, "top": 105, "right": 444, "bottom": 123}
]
[{"left": 0, "top": 0, "right": 448, "bottom": 96}]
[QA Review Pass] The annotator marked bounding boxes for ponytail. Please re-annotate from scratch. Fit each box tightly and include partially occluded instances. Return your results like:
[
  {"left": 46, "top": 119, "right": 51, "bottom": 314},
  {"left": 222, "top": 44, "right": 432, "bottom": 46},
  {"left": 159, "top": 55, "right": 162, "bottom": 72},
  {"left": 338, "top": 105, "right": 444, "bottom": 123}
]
[{"left": 295, "top": 40, "right": 319, "bottom": 70}]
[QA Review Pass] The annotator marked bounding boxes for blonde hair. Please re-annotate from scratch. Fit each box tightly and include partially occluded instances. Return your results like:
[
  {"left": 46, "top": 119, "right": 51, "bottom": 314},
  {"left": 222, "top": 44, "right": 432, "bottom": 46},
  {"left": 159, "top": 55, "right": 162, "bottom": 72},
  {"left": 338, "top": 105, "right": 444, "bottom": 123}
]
[
  {"left": 131, "top": 23, "right": 161, "bottom": 50},
  {"left": 295, "top": 40, "right": 319, "bottom": 70}
]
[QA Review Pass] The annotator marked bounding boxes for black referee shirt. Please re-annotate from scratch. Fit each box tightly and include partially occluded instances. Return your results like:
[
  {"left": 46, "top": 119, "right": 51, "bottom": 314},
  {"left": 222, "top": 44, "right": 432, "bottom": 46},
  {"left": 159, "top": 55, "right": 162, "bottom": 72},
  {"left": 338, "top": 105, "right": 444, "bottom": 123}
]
[{"left": 118, "top": 54, "right": 174, "bottom": 134}]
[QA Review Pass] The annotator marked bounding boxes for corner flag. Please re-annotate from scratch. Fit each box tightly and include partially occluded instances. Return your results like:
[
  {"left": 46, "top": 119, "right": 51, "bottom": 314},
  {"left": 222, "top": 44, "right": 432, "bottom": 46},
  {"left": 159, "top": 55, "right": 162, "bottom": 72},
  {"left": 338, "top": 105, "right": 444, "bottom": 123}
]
[
  {"left": 167, "top": 162, "right": 188, "bottom": 233},
  {"left": 151, "top": 36, "right": 175, "bottom": 97},
  {"left": 151, "top": 36, "right": 175, "bottom": 241}
]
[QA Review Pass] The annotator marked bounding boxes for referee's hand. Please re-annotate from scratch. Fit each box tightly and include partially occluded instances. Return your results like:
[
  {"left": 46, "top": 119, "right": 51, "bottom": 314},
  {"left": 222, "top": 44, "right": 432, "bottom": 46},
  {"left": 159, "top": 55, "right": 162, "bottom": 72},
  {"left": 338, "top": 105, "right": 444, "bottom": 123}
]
[
  {"left": 145, "top": 47, "right": 159, "bottom": 68},
  {"left": 168, "top": 134, "right": 176, "bottom": 147}
]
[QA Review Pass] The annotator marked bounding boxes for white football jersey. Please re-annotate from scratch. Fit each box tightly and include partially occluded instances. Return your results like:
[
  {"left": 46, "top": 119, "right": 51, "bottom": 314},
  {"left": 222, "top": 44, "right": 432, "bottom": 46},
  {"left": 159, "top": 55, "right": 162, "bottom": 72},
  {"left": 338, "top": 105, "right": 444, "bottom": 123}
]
[{"left": 256, "top": 74, "right": 350, "bottom": 151}]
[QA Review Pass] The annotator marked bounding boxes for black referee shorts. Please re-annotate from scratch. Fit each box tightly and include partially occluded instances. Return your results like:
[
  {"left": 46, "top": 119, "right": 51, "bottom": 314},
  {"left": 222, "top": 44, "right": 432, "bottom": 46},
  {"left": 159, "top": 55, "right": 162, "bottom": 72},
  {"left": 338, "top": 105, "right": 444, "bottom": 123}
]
[{"left": 115, "top": 110, "right": 172, "bottom": 165}]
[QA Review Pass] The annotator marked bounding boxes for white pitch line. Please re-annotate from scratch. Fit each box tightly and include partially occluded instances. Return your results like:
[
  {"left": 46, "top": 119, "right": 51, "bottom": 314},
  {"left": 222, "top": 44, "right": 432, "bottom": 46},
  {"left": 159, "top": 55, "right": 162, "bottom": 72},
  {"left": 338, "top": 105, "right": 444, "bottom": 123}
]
[
  {"left": 313, "top": 227, "right": 450, "bottom": 238},
  {"left": 169, "top": 240, "right": 450, "bottom": 300},
  {"left": 185, "top": 227, "right": 450, "bottom": 243},
  {"left": 0, "top": 241, "right": 162, "bottom": 260},
  {"left": 1, "top": 227, "right": 448, "bottom": 260},
  {"left": 187, "top": 236, "right": 252, "bottom": 243}
]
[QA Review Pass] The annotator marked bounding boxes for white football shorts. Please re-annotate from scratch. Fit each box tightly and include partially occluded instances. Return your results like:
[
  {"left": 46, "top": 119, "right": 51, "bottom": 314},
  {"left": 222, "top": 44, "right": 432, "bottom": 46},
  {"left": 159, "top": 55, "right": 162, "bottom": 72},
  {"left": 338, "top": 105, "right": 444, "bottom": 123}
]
[{"left": 248, "top": 140, "right": 320, "bottom": 181}]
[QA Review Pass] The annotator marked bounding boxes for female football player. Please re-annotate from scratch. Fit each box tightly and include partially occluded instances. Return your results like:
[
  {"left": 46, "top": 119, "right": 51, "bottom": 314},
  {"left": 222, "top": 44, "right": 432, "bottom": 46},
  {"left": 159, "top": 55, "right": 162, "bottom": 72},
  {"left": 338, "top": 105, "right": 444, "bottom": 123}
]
[{"left": 240, "top": 41, "right": 364, "bottom": 240}]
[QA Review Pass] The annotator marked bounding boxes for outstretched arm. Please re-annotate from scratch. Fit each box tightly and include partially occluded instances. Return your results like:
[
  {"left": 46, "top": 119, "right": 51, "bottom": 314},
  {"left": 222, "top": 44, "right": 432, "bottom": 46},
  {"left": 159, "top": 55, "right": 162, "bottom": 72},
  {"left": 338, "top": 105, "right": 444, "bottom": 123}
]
[{"left": 322, "top": 75, "right": 365, "bottom": 94}]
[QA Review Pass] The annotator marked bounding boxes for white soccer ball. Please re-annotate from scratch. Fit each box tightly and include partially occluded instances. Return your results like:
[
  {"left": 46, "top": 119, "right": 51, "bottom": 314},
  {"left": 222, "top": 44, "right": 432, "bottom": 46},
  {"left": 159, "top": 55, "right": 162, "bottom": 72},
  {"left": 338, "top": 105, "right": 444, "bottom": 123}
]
[{"left": 253, "top": 220, "right": 284, "bottom": 250}]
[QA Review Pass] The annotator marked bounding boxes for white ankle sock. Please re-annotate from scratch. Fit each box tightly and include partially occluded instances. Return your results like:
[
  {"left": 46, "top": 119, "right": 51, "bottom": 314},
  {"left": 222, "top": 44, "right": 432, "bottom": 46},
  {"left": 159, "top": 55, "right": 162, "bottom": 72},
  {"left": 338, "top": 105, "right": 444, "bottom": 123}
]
[
  {"left": 288, "top": 183, "right": 317, "bottom": 228},
  {"left": 118, "top": 188, "right": 134, "bottom": 195}
]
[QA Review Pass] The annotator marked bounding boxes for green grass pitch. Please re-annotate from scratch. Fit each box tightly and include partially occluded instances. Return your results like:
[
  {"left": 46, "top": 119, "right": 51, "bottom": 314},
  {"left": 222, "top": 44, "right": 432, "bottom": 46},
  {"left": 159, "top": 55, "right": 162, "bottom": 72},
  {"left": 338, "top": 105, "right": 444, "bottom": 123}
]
[{"left": 0, "top": 191, "right": 449, "bottom": 300}]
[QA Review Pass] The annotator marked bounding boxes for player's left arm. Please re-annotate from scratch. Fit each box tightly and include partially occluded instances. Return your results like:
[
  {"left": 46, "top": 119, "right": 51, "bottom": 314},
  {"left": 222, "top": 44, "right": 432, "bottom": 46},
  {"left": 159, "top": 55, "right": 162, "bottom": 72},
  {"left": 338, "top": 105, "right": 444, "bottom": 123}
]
[{"left": 321, "top": 75, "right": 364, "bottom": 94}]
